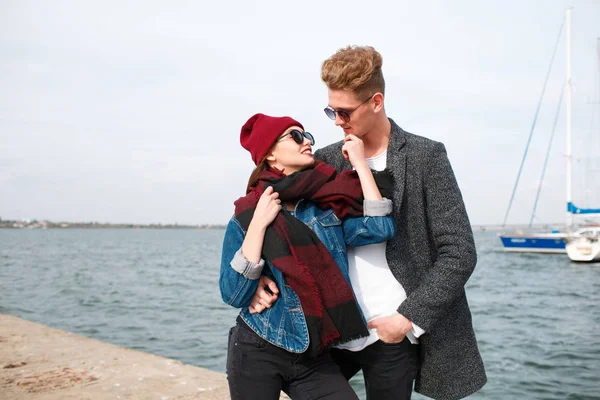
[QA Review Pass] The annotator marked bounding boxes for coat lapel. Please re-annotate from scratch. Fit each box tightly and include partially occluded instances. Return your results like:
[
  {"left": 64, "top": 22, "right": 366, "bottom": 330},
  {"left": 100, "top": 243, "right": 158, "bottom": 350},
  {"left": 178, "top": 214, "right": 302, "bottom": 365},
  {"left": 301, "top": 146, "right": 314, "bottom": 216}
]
[
  {"left": 321, "top": 120, "right": 407, "bottom": 211},
  {"left": 327, "top": 142, "right": 352, "bottom": 171},
  {"left": 341, "top": 156, "right": 352, "bottom": 171},
  {"left": 387, "top": 119, "right": 407, "bottom": 212}
]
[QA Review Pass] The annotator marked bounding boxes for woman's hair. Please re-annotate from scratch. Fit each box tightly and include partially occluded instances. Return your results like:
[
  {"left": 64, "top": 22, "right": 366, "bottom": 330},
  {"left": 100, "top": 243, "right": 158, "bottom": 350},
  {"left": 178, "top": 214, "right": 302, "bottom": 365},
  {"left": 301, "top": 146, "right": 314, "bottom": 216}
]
[
  {"left": 321, "top": 45, "right": 385, "bottom": 99},
  {"left": 246, "top": 158, "right": 270, "bottom": 193}
]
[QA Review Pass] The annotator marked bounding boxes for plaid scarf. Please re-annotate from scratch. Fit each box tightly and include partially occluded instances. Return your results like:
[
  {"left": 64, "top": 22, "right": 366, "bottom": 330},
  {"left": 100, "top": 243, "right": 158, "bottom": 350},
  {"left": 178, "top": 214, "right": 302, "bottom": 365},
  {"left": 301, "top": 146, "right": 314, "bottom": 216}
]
[{"left": 234, "top": 162, "right": 371, "bottom": 356}]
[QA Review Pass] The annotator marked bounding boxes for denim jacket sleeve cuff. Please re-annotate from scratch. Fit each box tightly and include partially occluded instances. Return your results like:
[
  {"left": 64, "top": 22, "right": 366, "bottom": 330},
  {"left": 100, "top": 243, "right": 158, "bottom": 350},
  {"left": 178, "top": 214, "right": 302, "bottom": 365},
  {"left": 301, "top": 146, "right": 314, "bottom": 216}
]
[
  {"left": 230, "top": 248, "right": 265, "bottom": 280},
  {"left": 363, "top": 198, "right": 393, "bottom": 216}
]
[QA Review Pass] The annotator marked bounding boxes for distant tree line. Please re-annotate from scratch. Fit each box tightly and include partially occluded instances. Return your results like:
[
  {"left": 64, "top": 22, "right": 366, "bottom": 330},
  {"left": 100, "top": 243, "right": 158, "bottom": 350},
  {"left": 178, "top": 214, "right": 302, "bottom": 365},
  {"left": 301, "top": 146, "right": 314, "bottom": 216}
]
[{"left": 0, "top": 218, "right": 226, "bottom": 229}]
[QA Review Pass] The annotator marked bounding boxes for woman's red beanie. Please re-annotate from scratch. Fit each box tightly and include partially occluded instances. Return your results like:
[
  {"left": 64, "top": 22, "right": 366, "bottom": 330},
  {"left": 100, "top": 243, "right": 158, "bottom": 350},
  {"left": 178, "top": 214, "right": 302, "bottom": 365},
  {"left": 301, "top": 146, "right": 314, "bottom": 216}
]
[{"left": 240, "top": 113, "right": 303, "bottom": 165}]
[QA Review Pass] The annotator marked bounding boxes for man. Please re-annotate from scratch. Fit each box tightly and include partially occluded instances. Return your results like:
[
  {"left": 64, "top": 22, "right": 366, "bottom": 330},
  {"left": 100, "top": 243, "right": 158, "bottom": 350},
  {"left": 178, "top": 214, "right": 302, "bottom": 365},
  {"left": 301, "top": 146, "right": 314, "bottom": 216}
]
[{"left": 250, "top": 45, "right": 486, "bottom": 400}]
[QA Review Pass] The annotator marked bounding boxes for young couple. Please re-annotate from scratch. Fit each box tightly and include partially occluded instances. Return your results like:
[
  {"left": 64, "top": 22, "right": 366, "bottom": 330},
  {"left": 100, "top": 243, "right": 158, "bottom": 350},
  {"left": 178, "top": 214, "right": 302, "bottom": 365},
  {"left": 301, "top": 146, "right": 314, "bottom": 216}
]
[{"left": 219, "top": 46, "right": 487, "bottom": 400}]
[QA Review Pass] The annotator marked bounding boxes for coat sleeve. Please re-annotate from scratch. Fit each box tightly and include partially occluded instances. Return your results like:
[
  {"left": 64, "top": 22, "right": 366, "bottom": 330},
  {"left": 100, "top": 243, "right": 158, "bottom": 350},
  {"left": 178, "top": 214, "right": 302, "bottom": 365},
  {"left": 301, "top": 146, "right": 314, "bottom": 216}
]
[
  {"left": 397, "top": 142, "right": 477, "bottom": 331},
  {"left": 219, "top": 217, "right": 264, "bottom": 308}
]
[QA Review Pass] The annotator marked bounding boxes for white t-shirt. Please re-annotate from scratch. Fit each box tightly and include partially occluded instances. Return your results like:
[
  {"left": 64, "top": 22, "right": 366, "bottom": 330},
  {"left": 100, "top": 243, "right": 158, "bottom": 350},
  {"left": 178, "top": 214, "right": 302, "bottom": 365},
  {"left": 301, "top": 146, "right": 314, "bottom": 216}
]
[{"left": 336, "top": 151, "right": 424, "bottom": 351}]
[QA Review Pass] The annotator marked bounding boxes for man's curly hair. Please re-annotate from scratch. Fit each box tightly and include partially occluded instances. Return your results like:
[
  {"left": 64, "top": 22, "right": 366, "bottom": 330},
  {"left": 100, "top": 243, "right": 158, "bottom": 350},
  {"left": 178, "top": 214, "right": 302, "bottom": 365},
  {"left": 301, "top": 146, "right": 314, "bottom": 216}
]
[{"left": 321, "top": 45, "right": 385, "bottom": 99}]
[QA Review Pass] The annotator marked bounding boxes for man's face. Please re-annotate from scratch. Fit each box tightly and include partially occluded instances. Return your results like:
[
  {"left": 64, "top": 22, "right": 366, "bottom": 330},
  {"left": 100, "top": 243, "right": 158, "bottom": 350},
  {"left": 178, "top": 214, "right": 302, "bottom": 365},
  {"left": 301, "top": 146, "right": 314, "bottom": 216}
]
[{"left": 326, "top": 88, "right": 374, "bottom": 138}]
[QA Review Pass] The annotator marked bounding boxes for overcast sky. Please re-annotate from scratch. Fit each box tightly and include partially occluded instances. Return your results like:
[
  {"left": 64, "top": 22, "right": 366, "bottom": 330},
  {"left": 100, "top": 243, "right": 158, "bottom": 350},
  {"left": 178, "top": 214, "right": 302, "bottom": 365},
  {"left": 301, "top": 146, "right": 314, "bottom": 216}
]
[{"left": 1, "top": 0, "right": 599, "bottom": 226}]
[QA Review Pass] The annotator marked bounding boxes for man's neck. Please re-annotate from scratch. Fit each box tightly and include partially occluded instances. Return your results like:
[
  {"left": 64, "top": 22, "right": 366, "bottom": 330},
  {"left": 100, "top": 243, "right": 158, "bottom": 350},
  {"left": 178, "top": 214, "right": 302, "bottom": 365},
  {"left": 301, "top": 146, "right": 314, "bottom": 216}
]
[{"left": 362, "top": 116, "right": 391, "bottom": 158}]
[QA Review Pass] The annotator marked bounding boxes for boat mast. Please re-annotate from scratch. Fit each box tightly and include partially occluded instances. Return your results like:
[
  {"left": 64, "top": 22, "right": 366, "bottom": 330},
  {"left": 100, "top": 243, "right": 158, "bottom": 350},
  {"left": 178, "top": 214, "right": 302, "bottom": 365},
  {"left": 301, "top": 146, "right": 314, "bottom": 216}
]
[{"left": 566, "top": 8, "right": 573, "bottom": 231}]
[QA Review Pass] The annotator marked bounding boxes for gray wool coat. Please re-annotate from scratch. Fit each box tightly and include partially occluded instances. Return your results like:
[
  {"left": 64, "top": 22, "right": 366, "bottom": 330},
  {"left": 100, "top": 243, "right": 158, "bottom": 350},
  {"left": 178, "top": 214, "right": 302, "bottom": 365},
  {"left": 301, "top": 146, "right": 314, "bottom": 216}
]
[{"left": 314, "top": 119, "right": 487, "bottom": 400}]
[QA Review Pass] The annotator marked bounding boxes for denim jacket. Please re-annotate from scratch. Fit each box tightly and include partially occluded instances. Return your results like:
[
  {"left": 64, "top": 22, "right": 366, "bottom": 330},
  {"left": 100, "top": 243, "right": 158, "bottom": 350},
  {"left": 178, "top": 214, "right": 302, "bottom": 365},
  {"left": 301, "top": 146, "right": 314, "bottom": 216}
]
[{"left": 219, "top": 198, "right": 396, "bottom": 353}]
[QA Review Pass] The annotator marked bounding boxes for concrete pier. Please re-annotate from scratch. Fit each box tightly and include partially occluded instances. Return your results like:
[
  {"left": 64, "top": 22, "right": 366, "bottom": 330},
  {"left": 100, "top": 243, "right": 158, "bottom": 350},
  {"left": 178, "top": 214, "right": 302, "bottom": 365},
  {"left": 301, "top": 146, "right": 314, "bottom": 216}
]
[{"left": 0, "top": 314, "right": 289, "bottom": 399}]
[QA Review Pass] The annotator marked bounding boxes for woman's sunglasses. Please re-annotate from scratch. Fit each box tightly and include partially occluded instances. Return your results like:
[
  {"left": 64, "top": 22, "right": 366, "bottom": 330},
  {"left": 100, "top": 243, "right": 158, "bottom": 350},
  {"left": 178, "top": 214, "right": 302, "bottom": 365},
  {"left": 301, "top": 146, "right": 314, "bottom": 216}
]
[{"left": 277, "top": 129, "right": 315, "bottom": 146}]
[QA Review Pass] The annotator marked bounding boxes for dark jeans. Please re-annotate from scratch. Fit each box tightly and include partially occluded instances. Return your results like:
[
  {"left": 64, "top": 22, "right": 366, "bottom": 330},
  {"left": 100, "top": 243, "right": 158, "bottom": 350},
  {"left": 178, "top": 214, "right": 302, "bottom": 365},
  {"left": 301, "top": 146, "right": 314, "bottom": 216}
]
[
  {"left": 330, "top": 339, "right": 420, "bottom": 400},
  {"left": 226, "top": 320, "right": 359, "bottom": 400}
]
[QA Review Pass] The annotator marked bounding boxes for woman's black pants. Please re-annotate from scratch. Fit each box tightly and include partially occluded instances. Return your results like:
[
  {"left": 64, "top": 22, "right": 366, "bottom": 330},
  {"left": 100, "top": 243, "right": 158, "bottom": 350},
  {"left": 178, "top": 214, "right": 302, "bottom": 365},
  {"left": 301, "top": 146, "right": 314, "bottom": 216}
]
[{"left": 226, "top": 321, "right": 359, "bottom": 400}]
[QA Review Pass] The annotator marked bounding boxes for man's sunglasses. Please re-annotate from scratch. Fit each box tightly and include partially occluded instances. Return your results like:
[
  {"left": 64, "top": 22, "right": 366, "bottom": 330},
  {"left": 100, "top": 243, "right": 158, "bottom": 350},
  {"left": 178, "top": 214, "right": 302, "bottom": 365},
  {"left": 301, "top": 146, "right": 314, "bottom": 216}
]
[
  {"left": 323, "top": 95, "right": 373, "bottom": 123},
  {"left": 277, "top": 129, "right": 315, "bottom": 146}
]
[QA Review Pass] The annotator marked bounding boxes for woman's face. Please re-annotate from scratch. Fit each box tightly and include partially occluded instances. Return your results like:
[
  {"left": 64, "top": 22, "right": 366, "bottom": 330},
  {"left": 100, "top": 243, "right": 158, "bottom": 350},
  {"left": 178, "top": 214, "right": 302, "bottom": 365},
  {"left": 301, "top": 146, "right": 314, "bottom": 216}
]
[{"left": 267, "top": 126, "right": 314, "bottom": 175}]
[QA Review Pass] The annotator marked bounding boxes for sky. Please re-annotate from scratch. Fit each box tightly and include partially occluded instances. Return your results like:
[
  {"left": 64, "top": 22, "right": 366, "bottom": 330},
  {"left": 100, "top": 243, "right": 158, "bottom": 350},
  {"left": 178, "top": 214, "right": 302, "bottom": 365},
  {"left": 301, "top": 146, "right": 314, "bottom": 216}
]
[{"left": 1, "top": 0, "right": 600, "bottom": 226}]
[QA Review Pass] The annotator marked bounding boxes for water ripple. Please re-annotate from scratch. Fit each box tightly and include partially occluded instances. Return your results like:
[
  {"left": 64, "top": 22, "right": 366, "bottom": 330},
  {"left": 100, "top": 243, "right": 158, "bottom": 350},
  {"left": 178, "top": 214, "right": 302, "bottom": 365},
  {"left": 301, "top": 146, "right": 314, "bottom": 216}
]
[{"left": 1, "top": 229, "right": 599, "bottom": 399}]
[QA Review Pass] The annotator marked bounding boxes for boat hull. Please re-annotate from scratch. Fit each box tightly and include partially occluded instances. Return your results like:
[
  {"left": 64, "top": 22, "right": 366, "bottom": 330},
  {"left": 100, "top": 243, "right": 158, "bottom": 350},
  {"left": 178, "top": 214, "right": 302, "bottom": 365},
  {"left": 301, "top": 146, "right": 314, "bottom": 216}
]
[
  {"left": 565, "top": 228, "right": 600, "bottom": 262},
  {"left": 566, "top": 239, "right": 600, "bottom": 262},
  {"left": 499, "top": 234, "right": 567, "bottom": 253}
]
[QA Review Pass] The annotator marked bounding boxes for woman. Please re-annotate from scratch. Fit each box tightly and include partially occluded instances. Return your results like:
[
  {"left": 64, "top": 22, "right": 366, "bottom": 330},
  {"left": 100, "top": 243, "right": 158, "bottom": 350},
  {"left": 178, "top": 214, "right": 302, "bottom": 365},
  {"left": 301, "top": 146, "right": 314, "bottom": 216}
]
[{"left": 220, "top": 113, "right": 395, "bottom": 400}]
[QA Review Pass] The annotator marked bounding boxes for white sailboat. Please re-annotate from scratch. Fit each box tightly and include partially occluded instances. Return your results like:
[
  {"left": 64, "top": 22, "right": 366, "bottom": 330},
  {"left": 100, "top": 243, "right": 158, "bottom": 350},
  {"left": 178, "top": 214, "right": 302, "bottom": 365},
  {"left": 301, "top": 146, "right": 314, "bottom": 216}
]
[
  {"left": 565, "top": 227, "right": 600, "bottom": 262},
  {"left": 500, "top": 9, "right": 600, "bottom": 261},
  {"left": 564, "top": 18, "right": 600, "bottom": 263}
]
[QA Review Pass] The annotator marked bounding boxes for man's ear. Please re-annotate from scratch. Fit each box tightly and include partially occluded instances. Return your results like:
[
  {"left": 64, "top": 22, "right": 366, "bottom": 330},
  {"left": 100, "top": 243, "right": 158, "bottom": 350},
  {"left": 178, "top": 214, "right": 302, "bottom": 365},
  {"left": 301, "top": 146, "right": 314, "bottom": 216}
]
[{"left": 372, "top": 92, "right": 385, "bottom": 112}]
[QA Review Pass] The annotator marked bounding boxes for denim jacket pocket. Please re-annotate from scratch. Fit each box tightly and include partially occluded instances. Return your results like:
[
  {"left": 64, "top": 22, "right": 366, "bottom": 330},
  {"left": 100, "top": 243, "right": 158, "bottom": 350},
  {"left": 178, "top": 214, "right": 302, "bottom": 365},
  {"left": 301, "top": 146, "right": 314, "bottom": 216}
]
[
  {"left": 316, "top": 210, "right": 342, "bottom": 227},
  {"left": 314, "top": 210, "right": 343, "bottom": 252}
]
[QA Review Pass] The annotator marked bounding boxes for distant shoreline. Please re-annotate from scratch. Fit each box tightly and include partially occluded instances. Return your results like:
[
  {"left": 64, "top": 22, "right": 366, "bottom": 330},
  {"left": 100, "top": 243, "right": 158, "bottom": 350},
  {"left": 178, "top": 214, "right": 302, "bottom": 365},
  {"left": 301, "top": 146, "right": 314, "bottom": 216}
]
[
  {"left": 0, "top": 219, "right": 226, "bottom": 230},
  {"left": 1, "top": 218, "right": 569, "bottom": 232}
]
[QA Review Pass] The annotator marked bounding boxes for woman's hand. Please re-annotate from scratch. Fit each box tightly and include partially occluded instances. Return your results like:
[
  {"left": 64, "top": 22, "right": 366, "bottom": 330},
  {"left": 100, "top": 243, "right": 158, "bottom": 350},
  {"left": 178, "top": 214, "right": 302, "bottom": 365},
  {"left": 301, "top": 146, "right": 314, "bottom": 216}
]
[
  {"left": 342, "top": 134, "right": 368, "bottom": 170},
  {"left": 242, "top": 186, "right": 281, "bottom": 264},
  {"left": 250, "top": 186, "right": 281, "bottom": 230}
]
